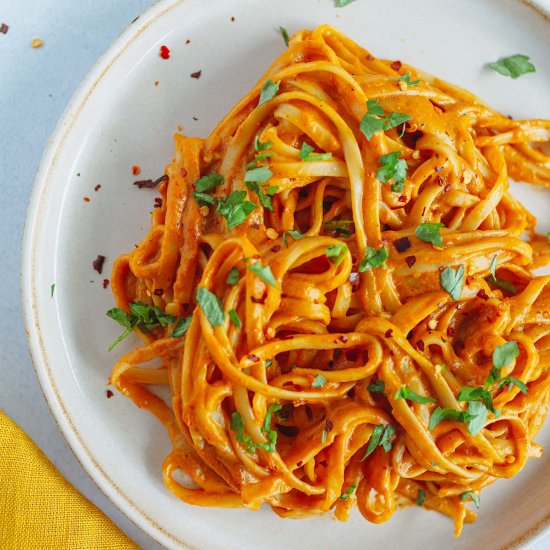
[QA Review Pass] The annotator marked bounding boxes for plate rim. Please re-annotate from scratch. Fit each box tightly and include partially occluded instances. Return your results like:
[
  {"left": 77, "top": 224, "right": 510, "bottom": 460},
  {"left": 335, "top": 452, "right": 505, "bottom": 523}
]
[{"left": 19, "top": 1, "right": 550, "bottom": 549}]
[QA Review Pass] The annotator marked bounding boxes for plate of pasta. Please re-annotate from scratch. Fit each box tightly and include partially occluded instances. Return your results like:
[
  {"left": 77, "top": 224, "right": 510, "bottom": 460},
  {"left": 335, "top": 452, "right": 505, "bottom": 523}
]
[{"left": 22, "top": 0, "right": 550, "bottom": 549}]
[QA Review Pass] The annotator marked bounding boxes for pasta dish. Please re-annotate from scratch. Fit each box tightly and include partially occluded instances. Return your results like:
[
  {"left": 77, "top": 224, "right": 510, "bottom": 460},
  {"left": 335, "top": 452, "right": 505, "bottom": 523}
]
[{"left": 107, "top": 26, "right": 550, "bottom": 536}]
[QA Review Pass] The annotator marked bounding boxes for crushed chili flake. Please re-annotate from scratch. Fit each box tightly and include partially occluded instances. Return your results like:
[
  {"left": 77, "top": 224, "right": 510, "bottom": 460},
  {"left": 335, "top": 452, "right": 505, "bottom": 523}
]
[
  {"left": 94, "top": 184, "right": 101, "bottom": 192},
  {"left": 102, "top": 279, "right": 109, "bottom": 289},
  {"left": 153, "top": 288, "right": 163, "bottom": 296},
  {"left": 154, "top": 81, "right": 159, "bottom": 86},
  {"left": 405, "top": 255, "right": 416, "bottom": 268},
  {"left": 153, "top": 197, "right": 162, "bottom": 208},
  {"left": 133, "top": 174, "right": 168, "bottom": 189},
  {"left": 398, "top": 195, "right": 407, "bottom": 203},
  {"left": 447, "top": 326, "right": 454, "bottom": 337},
  {"left": 180, "top": 167, "right": 187, "bottom": 177},
  {"left": 276, "top": 423, "right": 298, "bottom": 437},
  {"left": 385, "top": 329, "right": 393, "bottom": 338},
  {"left": 31, "top": 38, "right": 43, "bottom": 48},
  {"left": 160, "top": 45, "right": 170, "bottom": 59},
  {"left": 393, "top": 237, "right": 412, "bottom": 253},
  {"left": 417, "top": 339, "right": 425, "bottom": 351},
  {"left": 348, "top": 272, "right": 360, "bottom": 292},
  {"left": 190, "top": 70, "right": 202, "bottom": 79},
  {"left": 185, "top": 39, "right": 190, "bottom": 44},
  {"left": 477, "top": 289, "right": 489, "bottom": 300},
  {"left": 339, "top": 335, "right": 348, "bottom": 344},
  {"left": 391, "top": 60, "right": 402, "bottom": 71},
  {"left": 132, "top": 165, "right": 141, "bottom": 175},
  {"left": 366, "top": 54, "right": 374, "bottom": 61},
  {"left": 106, "top": 389, "right": 114, "bottom": 398},
  {"left": 0, "top": 23, "right": 8, "bottom": 34},
  {"left": 270, "top": 245, "right": 281, "bottom": 253},
  {"left": 83, "top": 197, "right": 90, "bottom": 202},
  {"left": 231, "top": 16, "right": 235, "bottom": 22},
  {"left": 93, "top": 255, "right": 106, "bottom": 274},
  {"left": 324, "top": 419, "right": 334, "bottom": 432}
]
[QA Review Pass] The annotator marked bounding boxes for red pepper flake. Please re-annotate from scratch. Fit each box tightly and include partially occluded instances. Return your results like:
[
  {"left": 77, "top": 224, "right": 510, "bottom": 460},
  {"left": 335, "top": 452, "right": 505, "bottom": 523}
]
[
  {"left": 393, "top": 237, "right": 412, "bottom": 253},
  {"left": 477, "top": 289, "right": 489, "bottom": 300},
  {"left": 93, "top": 255, "right": 106, "bottom": 274},
  {"left": 102, "top": 279, "right": 109, "bottom": 289},
  {"left": 345, "top": 349, "right": 360, "bottom": 362},
  {"left": 247, "top": 354, "right": 260, "bottom": 363},
  {"left": 366, "top": 54, "right": 374, "bottom": 61},
  {"left": 94, "top": 184, "right": 101, "bottom": 192},
  {"left": 134, "top": 174, "right": 168, "bottom": 189},
  {"left": 180, "top": 167, "right": 187, "bottom": 177},
  {"left": 270, "top": 245, "right": 281, "bottom": 253},
  {"left": 185, "top": 39, "right": 190, "bottom": 45},
  {"left": 83, "top": 197, "right": 90, "bottom": 202},
  {"left": 391, "top": 60, "right": 402, "bottom": 71},
  {"left": 398, "top": 195, "right": 407, "bottom": 203},
  {"left": 348, "top": 272, "right": 360, "bottom": 292},
  {"left": 339, "top": 335, "right": 348, "bottom": 344},
  {"left": 251, "top": 296, "right": 266, "bottom": 304},
  {"left": 0, "top": 23, "right": 8, "bottom": 34},
  {"left": 231, "top": 16, "right": 235, "bottom": 22},
  {"left": 132, "top": 165, "right": 141, "bottom": 175},
  {"left": 324, "top": 419, "right": 334, "bottom": 432},
  {"left": 153, "top": 288, "right": 163, "bottom": 296},
  {"left": 106, "top": 389, "right": 114, "bottom": 398},
  {"left": 160, "top": 45, "right": 170, "bottom": 59},
  {"left": 190, "top": 70, "right": 202, "bottom": 79},
  {"left": 405, "top": 255, "right": 416, "bottom": 268},
  {"left": 154, "top": 81, "right": 159, "bottom": 86},
  {"left": 385, "top": 329, "right": 393, "bottom": 338},
  {"left": 447, "top": 327, "right": 455, "bottom": 337},
  {"left": 417, "top": 339, "right": 425, "bottom": 351},
  {"left": 153, "top": 198, "right": 162, "bottom": 208}
]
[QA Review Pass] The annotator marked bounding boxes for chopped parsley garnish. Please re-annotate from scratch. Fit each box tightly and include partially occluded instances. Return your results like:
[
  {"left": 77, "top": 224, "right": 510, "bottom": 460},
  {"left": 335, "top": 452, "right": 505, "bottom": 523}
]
[
  {"left": 287, "top": 229, "right": 306, "bottom": 241},
  {"left": 440, "top": 265, "right": 464, "bottom": 301},
  {"left": 489, "top": 255, "right": 498, "bottom": 280},
  {"left": 326, "top": 243, "right": 349, "bottom": 266},
  {"left": 192, "top": 173, "right": 224, "bottom": 206},
  {"left": 324, "top": 220, "right": 354, "bottom": 235},
  {"left": 367, "top": 380, "right": 385, "bottom": 394},
  {"left": 169, "top": 316, "right": 192, "bottom": 337},
  {"left": 244, "top": 166, "right": 273, "bottom": 184},
  {"left": 230, "top": 403, "right": 282, "bottom": 454},
  {"left": 196, "top": 287, "right": 225, "bottom": 327},
  {"left": 106, "top": 302, "right": 175, "bottom": 351},
  {"left": 335, "top": 0, "right": 358, "bottom": 6},
  {"left": 461, "top": 492, "right": 480, "bottom": 509},
  {"left": 361, "top": 424, "right": 395, "bottom": 460},
  {"left": 216, "top": 190, "right": 257, "bottom": 230},
  {"left": 487, "top": 255, "right": 518, "bottom": 295},
  {"left": 50, "top": 283, "right": 55, "bottom": 297},
  {"left": 279, "top": 26, "right": 289, "bottom": 47},
  {"left": 398, "top": 72, "right": 421, "bottom": 86},
  {"left": 489, "top": 54, "right": 536, "bottom": 79},
  {"left": 339, "top": 483, "right": 357, "bottom": 500},
  {"left": 457, "top": 386, "right": 495, "bottom": 412},
  {"left": 497, "top": 376, "right": 527, "bottom": 394},
  {"left": 394, "top": 386, "right": 437, "bottom": 404},
  {"left": 258, "top": 79, "right": 280, "bottom": 107},
  {"left": 376, "top": 151, "right": 407, "bottom": 192},
  {"left": 429, "top": 401, "right": 488, "bottom": 436},
  {"left": 226, "top": 267, "right": 240, "bottom": 285},
  {"left": 416, "top": 489, "right": 426, "bottom": 506},
  {"left": 299, "top": 142, "right": 332, "bottom": 162},
  {"left": 416, "top": 222, "right": 444, "bottom": 247},
  {"left": 247, "top": 260, "right": 277, "bottom": 288},
  {"left": 359, "top": 99, "right": 411, "bottom": 141},
  {"left": 246, "top": 181, "right": 278, "bottom": 212},
  {"left": 312, "top": 374, "right": 327, "bottom": 388},
  {"left": 485, "top": 341, "right": 519, "bottom": 386},
  {"left": 228, "top": 309, "right": 242, "bottom": 328},
  {"left": 255, "top": 136, "right": 273, "bottom": 152},
  {"left": 358, "top": 245, "right": 389, "bottom": 272}
]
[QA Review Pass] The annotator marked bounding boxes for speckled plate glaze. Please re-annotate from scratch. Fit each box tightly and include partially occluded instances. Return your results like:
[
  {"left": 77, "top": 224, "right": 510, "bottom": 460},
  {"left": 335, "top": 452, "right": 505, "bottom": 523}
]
[{"left": 22, "top": 1, "right": 550, "bottom": 548}]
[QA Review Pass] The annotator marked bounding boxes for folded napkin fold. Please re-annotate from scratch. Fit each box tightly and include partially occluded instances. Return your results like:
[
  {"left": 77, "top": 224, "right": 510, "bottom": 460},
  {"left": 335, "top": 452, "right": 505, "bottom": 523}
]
[{"left": 0, "top": 410, "right": 139, "bottom": 549}]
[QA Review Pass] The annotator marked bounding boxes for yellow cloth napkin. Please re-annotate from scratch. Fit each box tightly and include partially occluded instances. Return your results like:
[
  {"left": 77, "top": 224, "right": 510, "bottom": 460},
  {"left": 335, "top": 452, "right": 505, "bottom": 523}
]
[{"left": 0, "top": 410, "right": 139, "bottom": 549}]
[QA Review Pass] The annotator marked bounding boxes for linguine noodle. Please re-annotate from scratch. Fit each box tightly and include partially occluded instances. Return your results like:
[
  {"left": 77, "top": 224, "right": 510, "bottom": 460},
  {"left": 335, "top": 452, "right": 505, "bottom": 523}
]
[{"left": 108, "top": 26, "right": 550, "bottom": 536}]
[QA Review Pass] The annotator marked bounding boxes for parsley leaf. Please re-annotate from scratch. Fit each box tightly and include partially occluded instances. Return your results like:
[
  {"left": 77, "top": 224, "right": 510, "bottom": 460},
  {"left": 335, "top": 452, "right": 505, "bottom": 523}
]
[
  {"left": 299, "top": 142, "right": 333, "bottom": 162},
  {"left": 106, "top": 307, "right": 137, "bottom": 351},
  {"left": 339, "top": 483, "right": 357, "bottom": 500},
  {"left": 196, "top": 287, "right": 225, "bottom": 327},
  {"left": 246, "top": 181, "right": 278, "bottom": 212},
  {"left": 358, "top": 245, "right": 389, "bottom": 272},
  {"left": 226, "top": 267, "right": 240, "bottom": 285},
  {"left": 255, "top": 136, "right": 273, "bottom": 152},
  {"left": 376, "top": 151, "right": 407, "bottom": 191},
  {"left": 247, "top": 260, "right": 277, "bottom": 288},
  {"left": 50, "top": 283, "right": 55, "bottom": 297},
  {"left": 461, "top": 492, "right": 480, "bottom": 509},
  {"left": 336, "top": 0, "right": 358, "bottom": 6},
  {"left": 326, "top": 243, "right": 349, "bottom": 266},
  {"left": 258, "top": 79, "right": 280, "bottom": 107},
  {"left": 361, "top": 424, "right": 395, "bottom": 460},
  {"left": 192, "top": 173, "right": 224, "bottom": 206},
  {"left": 367, "top": 380, "right": 385, "bottom": 394},
  {"left": 489, "top": 255, "right": 498, "bottom": 280},
  {"left": 394, "top": 386, "right": 437, "bottom": 404},
  {"left": 457, "top": 386, "right": 495, "bottom": 412},
  {"left": 489, "top": 54, "right": 536, "bottom": 79},
  {"left": 440, "top": 265, "right": 464, "bottom": 301},
  {"left": 229, "top": 309, "right": 242, "bottom": 328},
  {"left": 493, "top": 341, "right": 519, "bottom": 370},
  {"left": 429, "top": 407, "right": 465, "bottom": 431},
  {"left": 170, "top": 316, "right": 192, "bottom": 337},
  {"left": 312, "top": 374, "right": 327, "bottom": 388},
  {"left": 497, "top": 376, "right": 527, "bottom": 394},
  {"left": 279, "top": 26, "right": 289, "bottom": 47},
  {"left": 416, "top": 489, "right": 426, "bottom": 506},
  {"left": 398, "top": 72, "right": 421, "bottom": 86},
  {"left": 429, "top": 402, "right": 488, "bottom": 436},
  {"left": 216, "top": 190, "right": 257, "bottom": 230},
  {"left": 244, "top": 166, "right": 273, "bottom": 184},
  {"left": 359, "top": 99, "right": 411, "bottom": 140},
  {"left": 324, "top": 220, "right": 354, "bottom": 234},
  {"left": 415, "top": 222, "right": 445, "bottom": 247},
  {"left": 287, "top": 229, "right": 306, "bottom": 241}
]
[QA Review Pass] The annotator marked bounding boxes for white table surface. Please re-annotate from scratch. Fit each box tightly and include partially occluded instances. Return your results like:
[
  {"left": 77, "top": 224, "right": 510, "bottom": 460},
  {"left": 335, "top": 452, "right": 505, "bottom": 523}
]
[{"left": 1, "top": 1, "right": 549, "bottom": 549}]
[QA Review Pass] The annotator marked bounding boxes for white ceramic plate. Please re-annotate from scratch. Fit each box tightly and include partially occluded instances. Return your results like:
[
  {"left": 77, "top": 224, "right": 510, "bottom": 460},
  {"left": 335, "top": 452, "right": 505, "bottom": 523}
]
[{"left": 22, "top": 1, "right": 550, "bottom": 548}]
